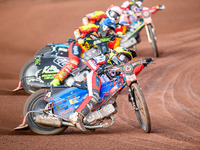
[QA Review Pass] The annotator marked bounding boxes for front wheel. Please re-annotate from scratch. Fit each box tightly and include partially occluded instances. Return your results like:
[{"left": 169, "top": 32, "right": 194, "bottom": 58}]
[
  {"left": 130, "top": 83, "right": 151, "bottom": 133},
  {"left": 147, "top": 24, "right": 159, "bottom": 57},
  {"left": 24, "top": 89, "right": 67, "bottom": 135}
]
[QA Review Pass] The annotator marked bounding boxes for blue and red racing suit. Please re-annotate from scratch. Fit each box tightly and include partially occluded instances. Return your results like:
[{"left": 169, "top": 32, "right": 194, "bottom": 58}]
[{"left": 76, "top": 54, "right": 144, "bottom": 116}]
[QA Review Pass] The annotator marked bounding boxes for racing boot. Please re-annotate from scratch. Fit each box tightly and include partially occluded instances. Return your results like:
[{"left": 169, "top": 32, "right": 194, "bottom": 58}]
[{"left": 69, "top": 111, "right": 86, "bottom": 131}]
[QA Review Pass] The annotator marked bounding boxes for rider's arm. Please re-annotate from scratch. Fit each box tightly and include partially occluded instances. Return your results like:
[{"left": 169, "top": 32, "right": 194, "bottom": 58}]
[
  {"left": 108, "top": 25, "right": 127, "bottom": 49},
  {"left": 82, "top": 16, "right": 90, "bottom": 26},
  {"left": 86, "top": 55, "right": 106, "bottom": 71},
  {"left": 74, "top": 28, "right": 82, "bottom": 39},
  {"left": 121, "top": 1, "right": 130, "bottom": 9},
  {"left": 108, "top": 37, "right": 121, "bottom": 49}
]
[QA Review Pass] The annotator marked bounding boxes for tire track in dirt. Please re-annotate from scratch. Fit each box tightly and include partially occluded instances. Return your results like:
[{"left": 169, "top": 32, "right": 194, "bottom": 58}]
[
  {"left": 1, "top": 1, "right": 200, "bottom": 150},
  {"left": 139, "top": 28, "right": 200, "bottom": 148},
  {"left": 113, "top": 27, "right": 200, "bottom": 149}
]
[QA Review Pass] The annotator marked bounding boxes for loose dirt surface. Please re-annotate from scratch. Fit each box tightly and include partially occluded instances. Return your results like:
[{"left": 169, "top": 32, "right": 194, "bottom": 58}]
[{"left": 0, "top": 0, "right": 200, "bottom": 149}]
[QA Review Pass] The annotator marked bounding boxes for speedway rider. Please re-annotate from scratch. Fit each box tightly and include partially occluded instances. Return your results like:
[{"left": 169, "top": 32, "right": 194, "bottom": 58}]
[
  {"left": 82, "top": 5, "right": 122, "bottom": 26},
  {"left": 69, "top": 46, "right": 138, "bottom": 131},
  {"left": 82, "top": 5, "right": 127, "bottom": 50},
  {"left": 50, "top": 19, "right": 118, "bottom": 86},
  {"left": 119, "top": 0, "right": 147, "bottom": 43},
  {"left": 120, "top": 0, "right": 146, "bottom": 24}
]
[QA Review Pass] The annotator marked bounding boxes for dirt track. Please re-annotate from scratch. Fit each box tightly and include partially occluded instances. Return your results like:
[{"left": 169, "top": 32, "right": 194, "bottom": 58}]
[{"left": 0, "top": 0, "right": 200, "bottom": 149}]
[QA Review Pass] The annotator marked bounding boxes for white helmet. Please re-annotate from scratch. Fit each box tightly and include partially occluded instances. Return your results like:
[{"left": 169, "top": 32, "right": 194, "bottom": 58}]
[
  {"left": 132, "top": 0, "right": 143, "bottom": 7},
  {"left": 106, "top": 5, "right": 122, "bottom": 21}
]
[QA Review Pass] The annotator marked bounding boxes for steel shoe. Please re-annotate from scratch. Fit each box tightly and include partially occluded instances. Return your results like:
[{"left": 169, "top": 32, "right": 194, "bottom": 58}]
[{"left": 69, "top": 112, "right": 86, "bottom": 131}]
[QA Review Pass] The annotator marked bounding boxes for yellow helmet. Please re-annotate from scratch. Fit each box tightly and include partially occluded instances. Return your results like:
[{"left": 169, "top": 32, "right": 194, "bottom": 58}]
[
  {"left": 115, "top": 47, "right": 137, "bottom": 61},
  {"left": 109, "top": 47, "right": 137, "bottom": 65}
]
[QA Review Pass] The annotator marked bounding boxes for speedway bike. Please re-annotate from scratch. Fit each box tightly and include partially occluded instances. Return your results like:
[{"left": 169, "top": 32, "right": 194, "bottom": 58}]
[
  {"left": 13, "top": 36, "right": 114, "bottom": 94},
  {"left": 15, "top": 58, "right": 153, "bottom": 135},
  {"left": 120, "top": 5, "right": 165, "bottom": 57}
]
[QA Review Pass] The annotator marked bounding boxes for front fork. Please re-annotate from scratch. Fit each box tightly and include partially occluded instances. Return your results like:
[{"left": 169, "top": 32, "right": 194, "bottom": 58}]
[
  {"left": 145, "top": 24, "right": 157, "bottom": 43},
  {"left": 127, "top": 85, "right": 139, "bottom": 111},
  {"left": 145, "top": 25, "right": 152, "bottom": 43}
]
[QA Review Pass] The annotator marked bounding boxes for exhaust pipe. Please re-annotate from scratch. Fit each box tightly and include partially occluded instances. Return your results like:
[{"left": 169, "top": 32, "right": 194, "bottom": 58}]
[
  {"left": 34, "top": 114, "right": 75, "bottom": 127},
  {"left": 34, "top": 114, "right": 62, "bottom": 127},
  {"left": 27, "top": 81, "right": 68, "bottom": 89},
  {"left": 27, "top": 81, "right": 51, "bottom": 88},
  {"left": 34, "top": 114, "right": 115, "bottom": 129}
]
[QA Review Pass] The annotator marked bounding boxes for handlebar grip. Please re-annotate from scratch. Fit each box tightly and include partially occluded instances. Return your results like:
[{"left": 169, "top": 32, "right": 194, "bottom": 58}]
[{"left": 105, "top": 72, "right": 113, "bottom": 81}]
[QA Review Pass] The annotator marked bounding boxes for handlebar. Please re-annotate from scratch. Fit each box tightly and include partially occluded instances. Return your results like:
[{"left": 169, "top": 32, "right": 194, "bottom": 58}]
[
  {"left": 142, "top": 58, "right": 154, "bottom": 66},
  {"left": 158, "top": 5, "right": 165, "bottom": 10},
  {"left": 133, "top": 5, "right": 165, "bottom": 17}
]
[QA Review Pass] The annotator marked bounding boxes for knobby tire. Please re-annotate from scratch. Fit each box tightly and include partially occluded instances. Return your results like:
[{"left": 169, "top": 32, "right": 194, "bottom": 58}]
[
  {"left": 147, "top": 24, "right": 159, "bottom": 57},
  {"left": 131, "top": 83, "right": 151, "bottom": 133},
  {"left": 24, "top": 89, "right": 67, "bottom": 135}
]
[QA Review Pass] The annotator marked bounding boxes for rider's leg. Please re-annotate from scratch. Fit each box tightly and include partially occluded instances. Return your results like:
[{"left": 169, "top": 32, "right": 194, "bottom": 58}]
[
  {"left": 69, "top": 71, "right": 101, "bottom": 131},
  {"left": 54, "top": 41, "right": 82, "bottom": 82}
]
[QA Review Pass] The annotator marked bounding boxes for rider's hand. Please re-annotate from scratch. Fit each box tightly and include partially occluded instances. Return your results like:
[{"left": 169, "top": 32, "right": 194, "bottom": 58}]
[
  {"left": 77, "top": 38, "right": 84, "bottom": 45},
  {"left": 50, "top": 78, "right": 60, "bottom": 86},
  {"left": 96, "top": 67, "right": 104, "bottom": 75},
  {"left": 96, "top": 64, "right": 107, "bottom": 75},
  {"left": 143, "top": 58, "right": 153, "bottom": 67},
  {"left": 116, "top": 32, "right": 123, "bottom": 37}
]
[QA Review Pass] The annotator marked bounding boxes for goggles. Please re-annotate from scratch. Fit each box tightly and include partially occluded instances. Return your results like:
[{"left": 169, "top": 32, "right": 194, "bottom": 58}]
[
  {"left": 103, "top": 25, "right": 114, "bottom": 35},
  {"left": 118, "top": 53, "right": 129, "bottom": 63},
  {"left": 110, "top": 11, "right": 120, "bottom": 20}
]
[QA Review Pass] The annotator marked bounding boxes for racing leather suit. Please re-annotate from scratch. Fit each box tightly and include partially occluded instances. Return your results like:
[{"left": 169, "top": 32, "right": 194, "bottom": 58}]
[
  {"left": 76, "top": 55, "right": 109, "bottom": 116},
  {"left": 82, "top": 11, "right": 107, "bottom": 26},
  {"left": 120, "top": 1, "right": 147, "bottom": 24},
  {"left": 82, "top": 10, "right": 127, "bottom": 50},
  {"left": 76, "top": 53, "right": 144, "bottom": 117},
  {"left": 54, "top": 23, "right": 98, "bottom": 81},
  {"left": 54, "top": 23, "right": 119, "bottom": 82}
]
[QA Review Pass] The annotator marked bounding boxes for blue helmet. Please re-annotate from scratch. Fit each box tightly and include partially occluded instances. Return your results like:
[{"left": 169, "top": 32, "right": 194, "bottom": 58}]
[{"left": 99, "top": 18, "right": 116, "bottom": 37}]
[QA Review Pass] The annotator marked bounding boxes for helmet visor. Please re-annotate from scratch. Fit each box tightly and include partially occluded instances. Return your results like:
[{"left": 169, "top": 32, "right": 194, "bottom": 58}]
[
  {"left": 110, "top": 11, "right": 120, "bottom": 20},
  {"left": 118, "top": 54, "right": 129, "bottom": 63},
  {"left": 102, "top": 25, "right": 114, "bottom": 36}
]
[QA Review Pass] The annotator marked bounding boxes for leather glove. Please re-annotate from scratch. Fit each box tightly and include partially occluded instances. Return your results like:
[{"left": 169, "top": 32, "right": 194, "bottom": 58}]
[
  {"left": 143, "top": 58, "right": 153, "bottom": 67},
  {"left": 96, "top": 67, "right": 104, "bottom": 75},
  {"left": 77, "top": 38, "right": 84, "bottom": 45},
  {"left": 96, "top": 64, "right": 107, "bottom": 75},
  {"left": 116, "top": 32, "right": 123, "bottom": 37},
  {"left": 50, "top": 78, "right": 60, "bottom": 86}
]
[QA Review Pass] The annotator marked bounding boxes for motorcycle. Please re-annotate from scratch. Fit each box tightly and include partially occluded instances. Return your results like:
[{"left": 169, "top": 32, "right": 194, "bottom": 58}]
[
  {"left": 120, "top": 5, "right": 165, "bottom": 57},
  {"left": 14, "top": 58, "right": 153, "bottom": 135},
  {"left": 13, "top": 36, "right": 114, "bottom": 94}
]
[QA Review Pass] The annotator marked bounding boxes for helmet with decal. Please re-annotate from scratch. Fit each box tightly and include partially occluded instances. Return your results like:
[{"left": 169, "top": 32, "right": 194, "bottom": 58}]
[
  {"left": 115, "top": 47, "right": 137, "bottom": 63},
  {"left": 106, "top": 5, "right": 122, "bottom": 21},
  {"left": 98, "top": 18, "right": 116, "bottom": 37}
]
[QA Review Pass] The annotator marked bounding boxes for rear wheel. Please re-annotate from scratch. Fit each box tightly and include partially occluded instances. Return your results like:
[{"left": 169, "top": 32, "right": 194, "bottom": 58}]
[
  {"left": 130, "top": 83, "right": 151, "bottom": 133},
  {"left": 147, "top": 24, "right": 159, "bottom": 57},
  {"left": 20, "top": 59, "right": 39, "bottom": 94},
  {"left": 24, "top": 89, "right": 67, "bottom": 135},
  {"left": 34, "top": 46, "right": 51, "bottom": 57}
]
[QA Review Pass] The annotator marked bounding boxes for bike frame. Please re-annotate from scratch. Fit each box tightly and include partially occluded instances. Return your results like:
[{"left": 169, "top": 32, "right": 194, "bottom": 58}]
[
  {"left": 43, "top": 59, "right": 143, "bottom": 119},
  {"left": 15, "top": 59, "right": 149, "bottom": 131},
  {"left": 135, "top": 5, "right": 165, "bottom": 43}
]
